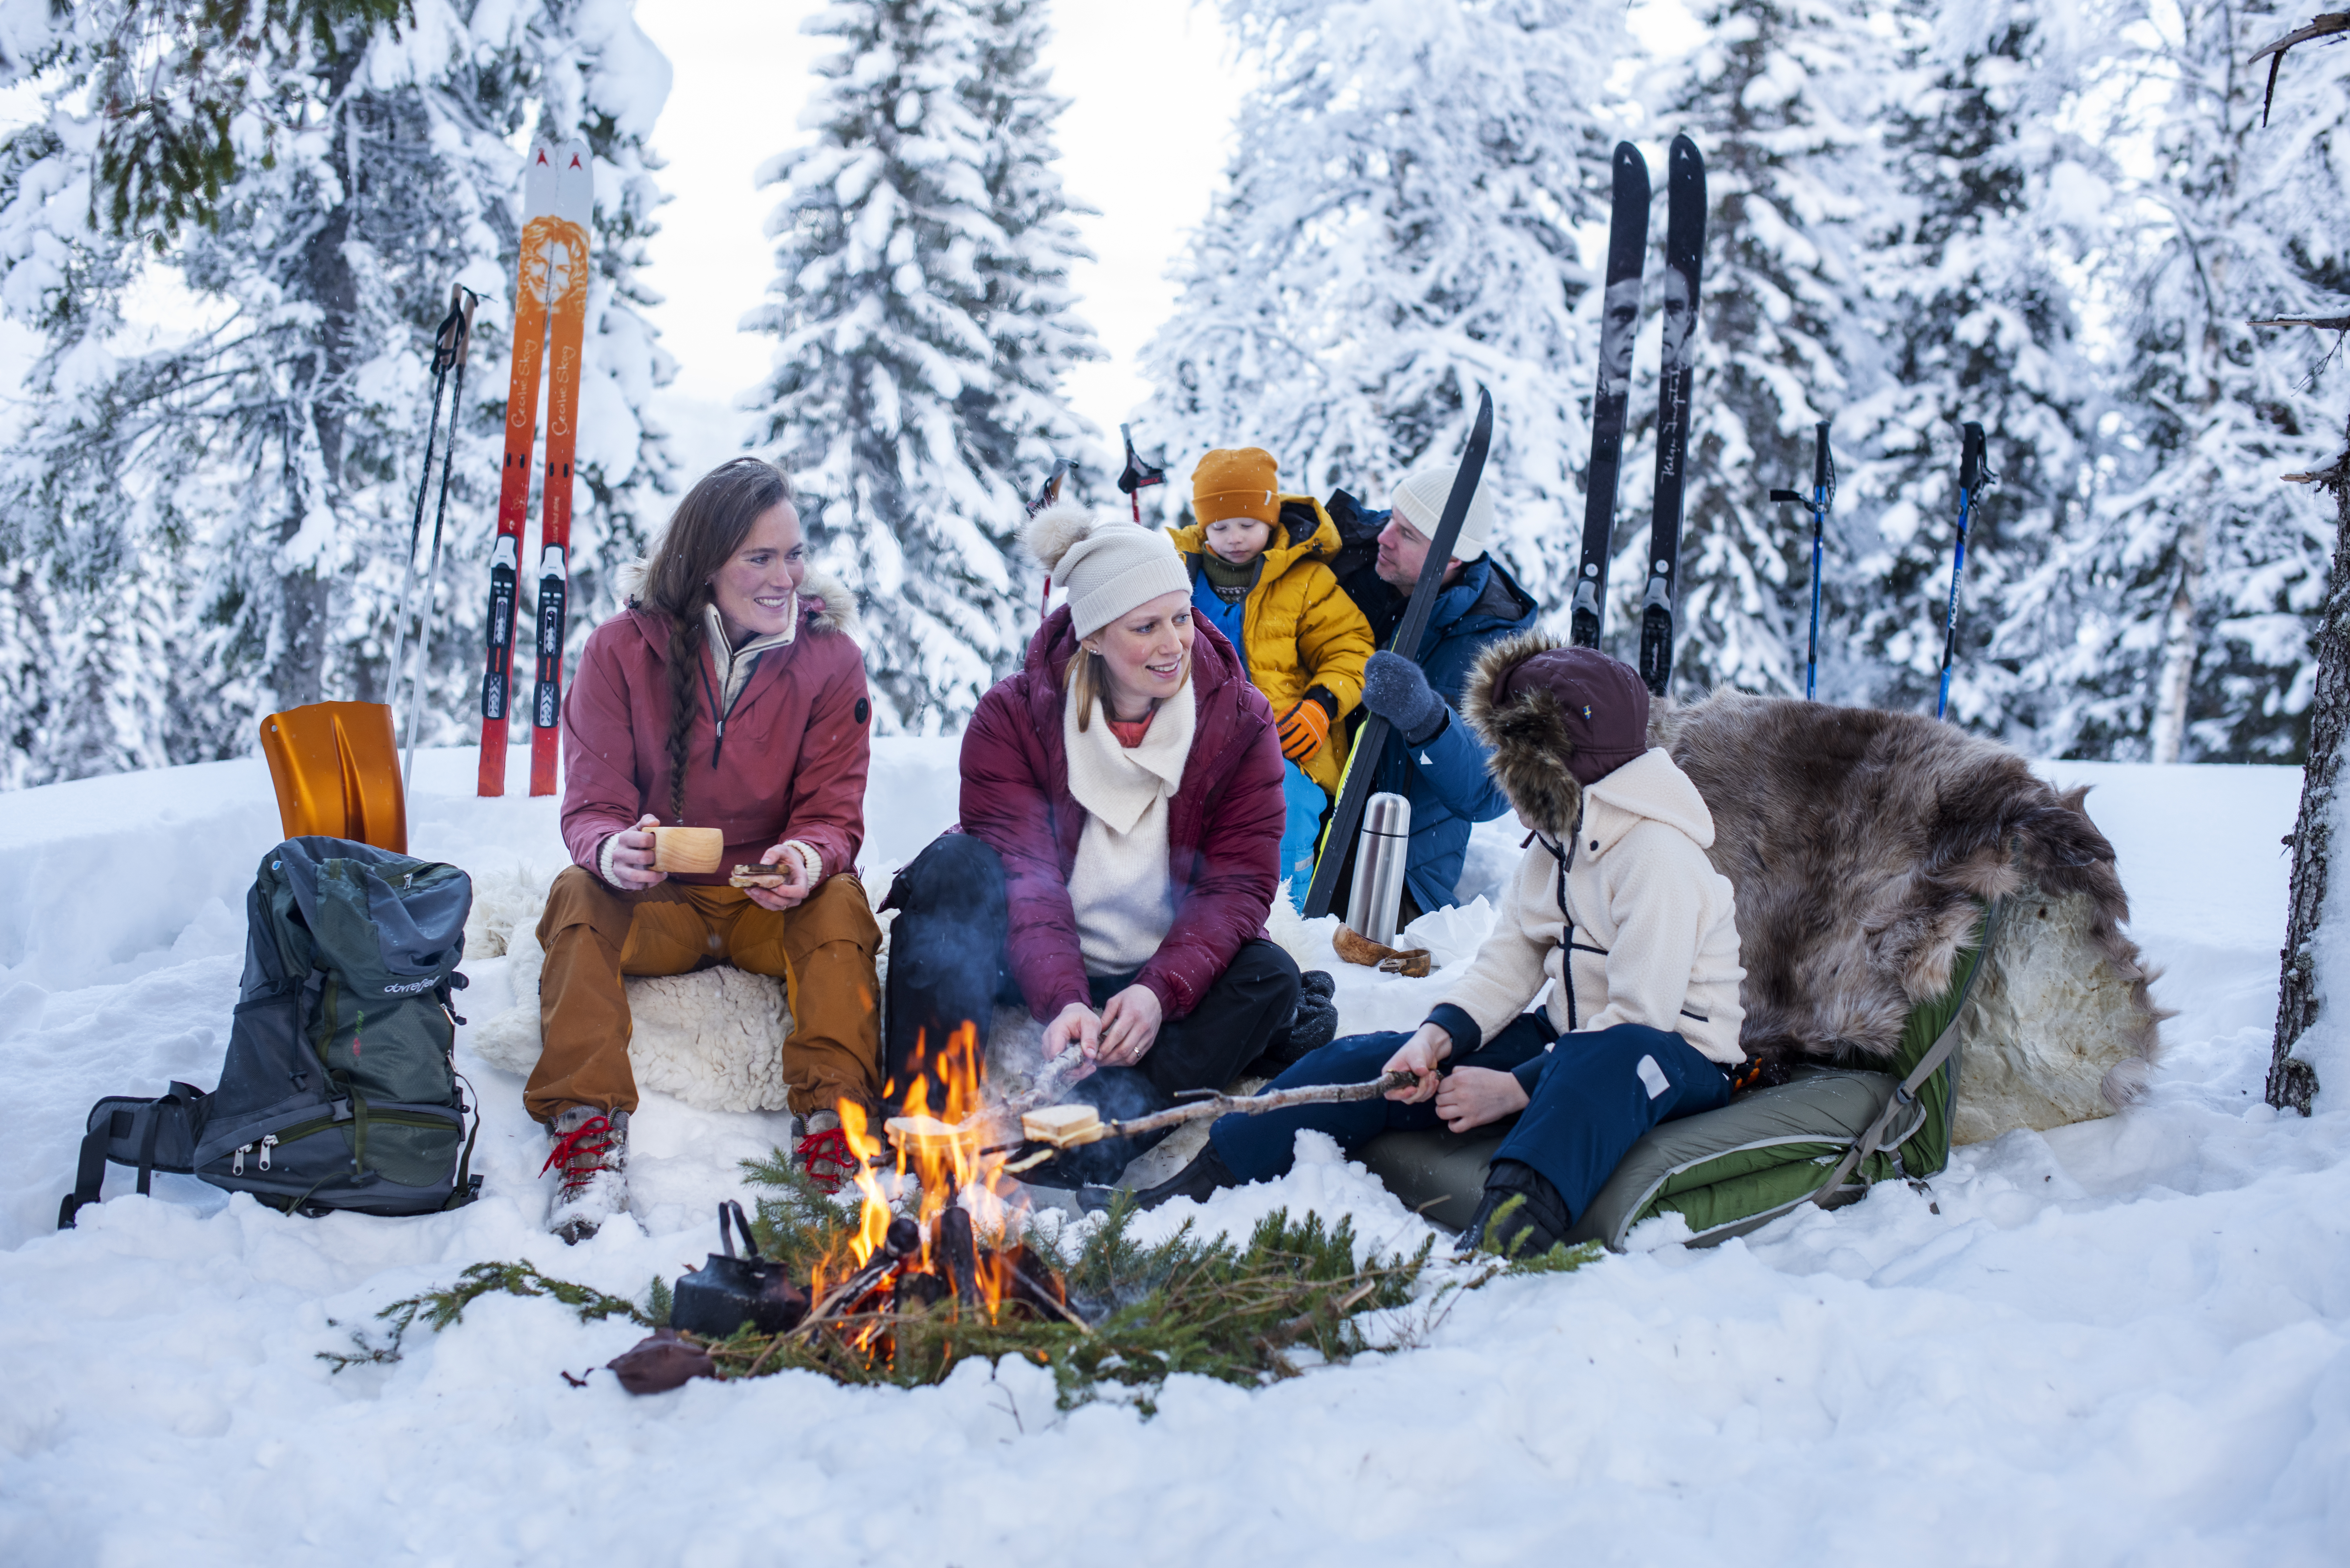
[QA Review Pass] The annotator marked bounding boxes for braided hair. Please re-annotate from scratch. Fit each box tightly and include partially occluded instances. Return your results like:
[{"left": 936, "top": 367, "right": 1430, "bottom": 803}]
[{"left": 633, "top": 458, "right": 793, "bottom": 820}]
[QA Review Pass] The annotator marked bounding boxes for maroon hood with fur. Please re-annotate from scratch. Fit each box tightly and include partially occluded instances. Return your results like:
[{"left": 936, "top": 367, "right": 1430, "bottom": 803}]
[{"left": 957, "top": 609, "right": 1284, "bottom": 1023}]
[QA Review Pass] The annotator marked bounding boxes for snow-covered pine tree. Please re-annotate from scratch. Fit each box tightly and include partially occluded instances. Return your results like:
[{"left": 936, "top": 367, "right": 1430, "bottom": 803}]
[
  {"left": 1643, "top": 0, "right": 1900, "bottom": 699},
  {"left": 959, "top": 0, "right": 1103, "bottom": 498},
  {"left": 0, "top": 1, "right": 673, "bottom": 786},
  {"left": 2059, "top": 0, "right": 2350, "bottom": 762},
  {"left": 752, "top": 0, "right": 1100, "bottom": 734},
  {"left": 1837, "top": 0, "right": 2113, "bottom": 736},
  {"left": 1136, "top": 0, "right": 1623, "bottom": 607}
]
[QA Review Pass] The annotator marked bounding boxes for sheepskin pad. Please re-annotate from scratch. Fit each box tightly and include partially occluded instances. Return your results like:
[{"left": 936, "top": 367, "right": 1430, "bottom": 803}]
[
  {"left": 462, "top": 867, "right": 795, "bottom": 1114},
  {"left": 1656, "top": 692, "right": 2168, "bottom": 1142}
]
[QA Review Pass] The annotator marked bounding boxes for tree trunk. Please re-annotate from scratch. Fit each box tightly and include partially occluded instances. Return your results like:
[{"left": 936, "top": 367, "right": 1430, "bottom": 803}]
[
  {"left": 2269, "top": 441, "right": 2347, "bottom": 1114},
  {"left": 2149, "top": 531, "right": 2205, "bottom": 765}
]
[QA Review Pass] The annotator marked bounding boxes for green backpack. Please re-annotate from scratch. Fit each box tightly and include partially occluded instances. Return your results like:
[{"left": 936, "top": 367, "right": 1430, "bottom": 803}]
[
  {"left": 61, "top": 837, "right": 480, "bottom": 1225},
  {"left": 1360, "top": 901, "right": 2005, "bottom": 1250}
]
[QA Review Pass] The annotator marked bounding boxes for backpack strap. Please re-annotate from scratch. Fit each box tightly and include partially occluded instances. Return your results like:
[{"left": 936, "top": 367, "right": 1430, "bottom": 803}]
[
  {"left": 1813, "top": 898, "right": 2007, "bottom": 1207},
  {"left": 59, "top": 1083, "right": 205, "bottom": 1230},
  {"left": 60, "top": 1116, "right": 115, "bottom": 1229}
]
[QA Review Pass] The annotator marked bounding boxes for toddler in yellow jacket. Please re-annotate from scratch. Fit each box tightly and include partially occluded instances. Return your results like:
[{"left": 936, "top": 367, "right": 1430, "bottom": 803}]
[{"left": 1170, "top": 448, "right": 1376, "bottom": 908}]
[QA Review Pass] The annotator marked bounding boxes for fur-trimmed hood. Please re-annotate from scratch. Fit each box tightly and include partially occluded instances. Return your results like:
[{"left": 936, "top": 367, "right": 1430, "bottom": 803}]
[
  {"left": 614, "top": 560, "right": 860, "bottom": 640},
  {"left": 1461, "top": 629, "right": 1650, "bottom": 836}
]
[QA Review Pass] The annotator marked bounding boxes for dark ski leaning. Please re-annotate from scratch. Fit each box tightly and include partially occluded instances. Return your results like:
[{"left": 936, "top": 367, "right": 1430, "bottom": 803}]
[
  {"left": 1637, "top": 134, "right": 1707, "bottom": 697},
  {"left": 1301, "top": 386, "right": 1495, "bottom": 921},
  {"left": 1935, "top": 422, "right": 1994, "bottom": 720},
  {"left": 1570, "top": 142, "right": 1651, "bottom": 650},
  {"left": 1769, "top": 418, "right": 1834, "bottom": 700}
]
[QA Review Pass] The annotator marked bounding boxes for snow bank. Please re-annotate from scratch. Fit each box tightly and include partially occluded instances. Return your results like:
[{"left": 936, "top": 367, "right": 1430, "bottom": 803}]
[{"left": 1, "top": 747, "right": 2345, "bottom": 1564}]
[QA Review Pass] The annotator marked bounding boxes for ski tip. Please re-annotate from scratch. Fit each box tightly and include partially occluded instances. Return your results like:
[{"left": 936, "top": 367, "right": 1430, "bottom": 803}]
[{"left": 1671, "top": 132, "right": 1704, "bottom": 171}]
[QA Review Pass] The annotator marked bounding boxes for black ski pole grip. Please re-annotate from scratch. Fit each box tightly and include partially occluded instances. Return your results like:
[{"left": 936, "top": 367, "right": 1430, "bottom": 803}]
[
  {"left": 1814, "top": 420, "right": 1831, "bottom": 489},
  {"left": 1960, "top": 422, "right": 1986, "bottom": 492}
]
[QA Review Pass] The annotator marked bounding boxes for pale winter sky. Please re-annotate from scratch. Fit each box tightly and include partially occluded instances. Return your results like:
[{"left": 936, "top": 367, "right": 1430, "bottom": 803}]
[{"left": 635, "top": 0, "right": 1256, "bottom": 486}]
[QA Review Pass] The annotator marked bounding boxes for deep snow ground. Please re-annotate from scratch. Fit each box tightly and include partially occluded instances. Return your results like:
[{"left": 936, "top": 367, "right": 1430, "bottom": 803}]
[{"left": 1, "top": 746, "right": 2345, "bottom": 1565}]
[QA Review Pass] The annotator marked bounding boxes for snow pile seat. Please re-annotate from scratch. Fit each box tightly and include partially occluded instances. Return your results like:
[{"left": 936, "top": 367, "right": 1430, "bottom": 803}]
[{"left": 1358, "top": 693, "right": 2166, "bottom": 1249}]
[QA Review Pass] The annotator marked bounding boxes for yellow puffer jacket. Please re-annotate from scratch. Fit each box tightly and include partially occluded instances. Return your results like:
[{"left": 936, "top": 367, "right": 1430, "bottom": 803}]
[{"left": 1170, "top": 495, "right": 1377, "bottom": 794}]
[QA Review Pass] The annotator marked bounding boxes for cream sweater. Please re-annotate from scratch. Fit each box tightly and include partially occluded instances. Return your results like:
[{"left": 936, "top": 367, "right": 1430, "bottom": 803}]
[
  {"left": 1062, "top": 685, "right": 1196, "bottom": 975},
  {"left": 1440, "top": 747, "right": 1747, "bottom": 1064}
]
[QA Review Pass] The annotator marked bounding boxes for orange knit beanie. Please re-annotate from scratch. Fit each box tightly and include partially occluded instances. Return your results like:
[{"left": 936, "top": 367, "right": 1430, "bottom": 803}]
[{"left": 1192, "top": 448, "right": 1280, "bottom": 526}]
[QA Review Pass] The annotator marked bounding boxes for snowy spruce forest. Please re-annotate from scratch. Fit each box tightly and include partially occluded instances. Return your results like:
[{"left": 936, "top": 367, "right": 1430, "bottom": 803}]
[{"left": 0, "top": 0, "right": 2345, "bottom": 788}]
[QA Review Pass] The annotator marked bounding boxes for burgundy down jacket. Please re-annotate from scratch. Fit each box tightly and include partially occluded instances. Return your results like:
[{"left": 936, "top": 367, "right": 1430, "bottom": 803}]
[{"left": 959, "top": 609, "right": 1284, "bottom": 1022}]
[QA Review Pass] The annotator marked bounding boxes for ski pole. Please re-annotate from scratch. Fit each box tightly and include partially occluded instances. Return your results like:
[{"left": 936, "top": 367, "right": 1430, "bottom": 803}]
[
  {"left": 1117, "top": 423, "right": 1165, "bottom": 525},
  {"left": 402, "top": 288, "right": 479, "bottom": 796},
  {"left": 389, "top": 285, "right": 469, "bottom": 747},
  {"left": 1768, "top": 418, "right": 1834, "bottom": 700},
  {"left": 1026, "top": 457, "right": 1075, "bottom": 615},
  {"left": 1935, "top": 422, "right": 1995, "bottom": 721}
]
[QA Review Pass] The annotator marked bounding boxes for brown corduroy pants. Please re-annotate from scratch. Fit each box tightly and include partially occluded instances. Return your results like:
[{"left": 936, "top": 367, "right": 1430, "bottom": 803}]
[{"left": 526, "top": 866, "right": 884, "bottom": 1123}]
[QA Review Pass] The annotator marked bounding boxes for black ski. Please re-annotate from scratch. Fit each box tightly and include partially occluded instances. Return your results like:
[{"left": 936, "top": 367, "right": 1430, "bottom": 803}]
[
  {"left": 1571, "top": 142, "right": 1651, "bottom": 650},
  {"left": 1637, "top": 134, "right": 1707, "bottom": 697},
  {"left": 1302, "top": 386, "right": 1495, "bottom": 921}
]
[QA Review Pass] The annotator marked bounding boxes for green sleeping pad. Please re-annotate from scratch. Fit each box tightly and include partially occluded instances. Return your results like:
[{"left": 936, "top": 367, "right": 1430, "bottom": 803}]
[{"left": 1356, "top": 903, "right": 1999, "bottom": 1251}]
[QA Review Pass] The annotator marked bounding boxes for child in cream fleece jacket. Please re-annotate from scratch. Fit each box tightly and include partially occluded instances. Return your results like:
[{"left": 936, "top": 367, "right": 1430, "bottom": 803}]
[{"left": 1137, "top": 637, "right": 1747, "bottom": 1258}]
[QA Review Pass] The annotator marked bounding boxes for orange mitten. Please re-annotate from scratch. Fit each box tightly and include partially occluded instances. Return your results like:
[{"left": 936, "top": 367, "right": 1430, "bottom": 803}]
[{"left": 1276, "top": 697, "right": 1331, "bottom": 762}]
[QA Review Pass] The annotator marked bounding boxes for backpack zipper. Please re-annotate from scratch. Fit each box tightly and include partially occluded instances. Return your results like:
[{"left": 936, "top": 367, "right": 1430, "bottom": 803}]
[{"left": 259, "top": 1134, "right": 278, "bottom": 1171}]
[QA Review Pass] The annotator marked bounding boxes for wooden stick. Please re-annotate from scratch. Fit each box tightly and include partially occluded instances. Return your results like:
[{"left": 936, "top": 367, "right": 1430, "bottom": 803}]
[{"left": 1018, "top": 1072, "right": 1418, "bottom": 1149}]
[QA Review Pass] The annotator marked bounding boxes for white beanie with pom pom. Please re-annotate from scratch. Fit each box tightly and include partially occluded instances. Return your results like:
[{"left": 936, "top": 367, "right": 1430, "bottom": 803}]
[{"left": 1025, "top": 502, "right": 1191, "bottom": 640}]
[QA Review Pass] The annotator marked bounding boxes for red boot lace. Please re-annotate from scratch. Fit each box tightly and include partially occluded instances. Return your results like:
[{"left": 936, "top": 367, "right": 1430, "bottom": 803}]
[
  {"left": 794, "top": 1127, "right": 858, "bottom": 1194},
  {"left": 542, "top": 1115, "right": 616, "bottom": 1200}
]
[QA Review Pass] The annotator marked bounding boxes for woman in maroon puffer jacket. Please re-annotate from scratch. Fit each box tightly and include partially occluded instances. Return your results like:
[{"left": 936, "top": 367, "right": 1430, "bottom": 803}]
[{"left": 886, "top": 502, "right": 1301, "bottom": 1188}]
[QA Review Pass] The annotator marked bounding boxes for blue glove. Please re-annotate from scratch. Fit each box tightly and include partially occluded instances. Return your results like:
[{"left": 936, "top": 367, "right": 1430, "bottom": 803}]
[{"left": 1360, "top": 650, "right": 1449, "bottom": 746}]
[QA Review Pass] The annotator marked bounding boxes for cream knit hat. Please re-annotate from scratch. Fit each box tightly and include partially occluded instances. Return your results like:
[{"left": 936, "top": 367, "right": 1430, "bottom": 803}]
[
  {"left": 1390, "top": 455, "right": 1496, "bottom": 563},
  {"left": 1025, "top": 501, "right": 1191, "bottom": 639}
]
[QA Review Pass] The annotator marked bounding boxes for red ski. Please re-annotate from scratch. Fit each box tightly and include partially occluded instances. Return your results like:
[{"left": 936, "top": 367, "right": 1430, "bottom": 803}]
[
  {"left": 528, "top": 143, "right": 594, "bottom": 798},
  {"left": 477, "top": 145, "right": 562, "bottom": 796}
]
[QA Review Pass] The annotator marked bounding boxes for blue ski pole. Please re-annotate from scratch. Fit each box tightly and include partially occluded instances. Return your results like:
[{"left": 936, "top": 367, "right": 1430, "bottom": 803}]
[
  {"left": 1936, "top": 423, "right": 1995, "bottom": 720},
  {"left": 1769, "top": 418, "right": 1834, "bottom": 700}
]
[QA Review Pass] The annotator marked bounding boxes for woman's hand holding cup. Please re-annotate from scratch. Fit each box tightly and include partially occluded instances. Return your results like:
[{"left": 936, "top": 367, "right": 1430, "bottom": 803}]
[{"left": 606, "top": 814, "right": 667, "bottom": 891}]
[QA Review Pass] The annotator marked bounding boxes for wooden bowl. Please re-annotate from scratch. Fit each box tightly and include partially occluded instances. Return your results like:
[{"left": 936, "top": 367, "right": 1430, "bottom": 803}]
[{"left": 650, "top": 826, "right": 724, "bottom": 875}]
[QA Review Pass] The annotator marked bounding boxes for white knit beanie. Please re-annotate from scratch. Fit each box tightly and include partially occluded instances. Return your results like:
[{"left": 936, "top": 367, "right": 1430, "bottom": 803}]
[
  {"left": 1025, "top": 501, "right": 1192, "bottom": 639},
  {"left": 1390, "top": 455, "right": 1496, "bottom": 562}
]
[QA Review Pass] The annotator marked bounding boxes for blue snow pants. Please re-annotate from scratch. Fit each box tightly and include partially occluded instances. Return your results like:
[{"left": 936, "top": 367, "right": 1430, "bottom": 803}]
[
  {"left": 1210, "top": 1015, "right": 1734, "bottom": 1225},
  {"left": 1279, "top": 758, "right": 1328, "bottom": 913}
]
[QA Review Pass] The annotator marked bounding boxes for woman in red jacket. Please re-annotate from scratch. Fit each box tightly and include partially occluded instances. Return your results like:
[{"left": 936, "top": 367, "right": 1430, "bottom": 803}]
[
  {"left": 534, "top": 457, "right": 881, "bottom": 1242},
  {"left": 887, "top": 502, "right": 1301, "bottom": 1189}
]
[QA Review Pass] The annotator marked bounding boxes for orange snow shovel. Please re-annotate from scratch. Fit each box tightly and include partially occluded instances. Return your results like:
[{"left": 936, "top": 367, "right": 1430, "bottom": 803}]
[{"left": 258, "top": 701, "right": 407, "bottom": 852}]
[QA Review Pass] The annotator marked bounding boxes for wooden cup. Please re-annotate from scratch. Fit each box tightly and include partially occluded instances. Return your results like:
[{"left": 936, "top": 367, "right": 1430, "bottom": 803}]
[{"left": 650, "top": 826, "right": 724, "bottom": 875}]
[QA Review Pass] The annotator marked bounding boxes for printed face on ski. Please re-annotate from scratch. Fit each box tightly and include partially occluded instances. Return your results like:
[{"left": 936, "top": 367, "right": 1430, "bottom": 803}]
[
  {"left": 1658, "top": 265, "right": 1696, "bottom": 366},
  {"left": 1376, "top": 504, "right": 1464, "bottom": 591},
  {"left": 709, "top": 502, "right": 806, "bottom": 645},
  {"left": 1084, "top": 590, "right": 1195, "bottom": 718},
  {"left": 1205, "top": 513, "right": 1272, "bottom": 566},
  {"left": 1601, "top": 276, "right": 1641, "bottom": 394}
]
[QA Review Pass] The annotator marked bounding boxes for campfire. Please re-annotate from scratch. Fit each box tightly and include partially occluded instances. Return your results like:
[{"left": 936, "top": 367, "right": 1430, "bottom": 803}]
[
  {"left": 609, "top": 1024, "right": 1085, "bottom": 1393},
  {"left": 601, "top": 1037, "right": 1442, "bottom": 1397}
]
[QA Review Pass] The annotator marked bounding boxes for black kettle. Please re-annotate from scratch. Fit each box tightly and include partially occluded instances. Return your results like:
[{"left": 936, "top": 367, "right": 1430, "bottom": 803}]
[{"left": 671, "top": 1200, "right": 809, "bottom": 1338}]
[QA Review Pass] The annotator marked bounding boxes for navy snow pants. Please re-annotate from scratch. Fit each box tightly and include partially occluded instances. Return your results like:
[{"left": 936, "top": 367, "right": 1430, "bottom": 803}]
[{"left": 1210, "top": 1015, "right": 1733, "bottom": 1225}]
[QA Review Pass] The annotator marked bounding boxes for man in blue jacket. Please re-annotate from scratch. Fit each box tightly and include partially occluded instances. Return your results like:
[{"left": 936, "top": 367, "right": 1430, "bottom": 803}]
[{"left": 1327, "top": 457, "right": 1537, "bottom": 917}]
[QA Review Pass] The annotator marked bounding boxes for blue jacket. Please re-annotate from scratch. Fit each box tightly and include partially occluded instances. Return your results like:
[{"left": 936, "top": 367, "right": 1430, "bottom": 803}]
[{"left": 1349, "top": 551, "right": 1538, "bottom": 912}]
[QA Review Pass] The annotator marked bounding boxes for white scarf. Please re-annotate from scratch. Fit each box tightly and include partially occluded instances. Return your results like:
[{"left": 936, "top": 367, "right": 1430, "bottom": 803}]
[{"left": 1063, "top": 678, "right": 1196, "bottom": 975}]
